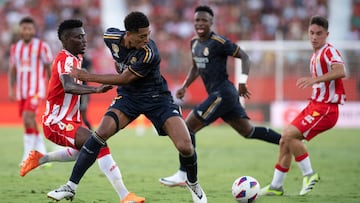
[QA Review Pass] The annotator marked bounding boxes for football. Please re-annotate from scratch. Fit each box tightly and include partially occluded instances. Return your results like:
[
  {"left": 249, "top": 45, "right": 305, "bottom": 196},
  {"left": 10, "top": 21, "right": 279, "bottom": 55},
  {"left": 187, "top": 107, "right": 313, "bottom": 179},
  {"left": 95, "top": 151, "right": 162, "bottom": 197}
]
[{"left": 231, "top": 176, "right": 260, "bottom": 203}]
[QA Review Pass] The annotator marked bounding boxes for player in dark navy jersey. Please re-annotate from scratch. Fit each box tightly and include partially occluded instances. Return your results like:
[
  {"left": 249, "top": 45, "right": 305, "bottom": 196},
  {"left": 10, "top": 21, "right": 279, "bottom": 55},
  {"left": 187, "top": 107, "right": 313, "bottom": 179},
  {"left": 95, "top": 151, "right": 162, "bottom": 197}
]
[
  {"left": 48, "top": 11, "right": 207, "bottom": 203},
  {"left": 159, "top": 5, "right": 282, "bottom": 187}
]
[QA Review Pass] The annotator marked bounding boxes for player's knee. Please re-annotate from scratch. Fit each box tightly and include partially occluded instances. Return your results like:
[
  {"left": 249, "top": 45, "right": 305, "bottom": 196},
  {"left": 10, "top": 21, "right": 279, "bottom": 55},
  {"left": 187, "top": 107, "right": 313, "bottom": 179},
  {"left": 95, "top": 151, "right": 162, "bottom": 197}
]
[
  {"left": 103, "top": 111, "right": 120, "bottom": 135},
  {"left": 176, "top": 140, "right": 194, "bottom": 157}
]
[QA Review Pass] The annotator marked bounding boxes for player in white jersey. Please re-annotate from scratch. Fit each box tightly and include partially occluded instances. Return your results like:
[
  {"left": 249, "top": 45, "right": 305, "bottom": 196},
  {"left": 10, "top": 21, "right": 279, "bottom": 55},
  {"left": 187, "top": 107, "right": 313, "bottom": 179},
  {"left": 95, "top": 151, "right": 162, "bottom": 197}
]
[
  {"left": 260, "top": 15, "right": 346, "bottom": 197},
  {"left": 8, "top": 17, "right": 53, "bottom": 164}
]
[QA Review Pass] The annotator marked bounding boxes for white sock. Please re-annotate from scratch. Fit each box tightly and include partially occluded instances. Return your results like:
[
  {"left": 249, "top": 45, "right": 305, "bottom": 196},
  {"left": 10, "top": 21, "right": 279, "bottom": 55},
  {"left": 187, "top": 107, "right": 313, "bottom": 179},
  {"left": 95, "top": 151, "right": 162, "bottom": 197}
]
[
  {"left": 271, "top": 169, "right": 287, "bottom": 189},
  {"left": 22, "top": 134, "right": 36, "bottom": 162},
  {"left": 40, "top": 148, "right": 79, "bottom": 165},
  {"left": 34, "top": 133, "right": 47, "bottom": 154},
  {"left": 97, "top": 154, "right": 129, "bottom": 199},
  {"left": 296, "top": 156, "right": 313, "bottom": 176}
]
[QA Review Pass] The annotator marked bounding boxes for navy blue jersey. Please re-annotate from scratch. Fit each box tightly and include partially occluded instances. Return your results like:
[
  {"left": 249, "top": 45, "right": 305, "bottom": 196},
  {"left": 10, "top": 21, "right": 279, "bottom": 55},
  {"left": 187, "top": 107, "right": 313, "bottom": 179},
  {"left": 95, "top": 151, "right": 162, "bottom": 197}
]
[
  {"left": 191, "top": 32, "right": 240, "bottom": 93},
  {"left": 103, "top": 28, "right": 171, "bottom": 98}
]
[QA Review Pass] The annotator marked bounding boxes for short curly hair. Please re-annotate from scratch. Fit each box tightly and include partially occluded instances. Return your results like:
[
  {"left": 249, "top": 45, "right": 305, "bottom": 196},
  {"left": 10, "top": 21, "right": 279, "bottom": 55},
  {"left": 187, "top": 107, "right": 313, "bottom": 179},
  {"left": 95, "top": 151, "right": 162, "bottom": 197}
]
[
  {"left": 124, "top": 11, "right": 149, "bottom": 32},
  {"left": 195, "top": 5, "right": 214, "bottom": 17},
  {"left": 57, "top": 19, "right": 83, "bottom": 40}
]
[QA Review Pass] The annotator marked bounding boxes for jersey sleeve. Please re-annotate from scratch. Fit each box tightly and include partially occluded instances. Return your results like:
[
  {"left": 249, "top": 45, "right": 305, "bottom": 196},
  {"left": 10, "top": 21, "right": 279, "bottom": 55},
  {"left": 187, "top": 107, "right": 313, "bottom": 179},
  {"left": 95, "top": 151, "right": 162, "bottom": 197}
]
[
  {"left": 103, "top": 28, "right": 122, "bottom": 50},
  {"left": 324, "top": 46, "right": 344, "bottom": 65},
  {"left": 223, "top": 38, "right": 241, "bottom": 57},
  {"left": 128, "top": 45, "right": 156, "bottom": 78},
  {"left": 57, "top": 55, "right": 76, "bottom": 75},
  {"left": 103, "top": 28, "right": 128, "bottom": 64},
  {"left": 41, "top": 41, "right": 53, "bottom": 64}
]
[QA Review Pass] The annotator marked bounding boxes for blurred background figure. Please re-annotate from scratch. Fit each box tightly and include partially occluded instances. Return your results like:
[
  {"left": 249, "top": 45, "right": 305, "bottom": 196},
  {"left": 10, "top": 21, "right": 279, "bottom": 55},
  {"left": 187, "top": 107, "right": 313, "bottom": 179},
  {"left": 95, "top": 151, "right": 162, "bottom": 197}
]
[
  {"left": 8, "top": 16, "right": 53, "bottom": 164},
  {"left": 80, "top": 55, "right": 93, "bottom": 130}
]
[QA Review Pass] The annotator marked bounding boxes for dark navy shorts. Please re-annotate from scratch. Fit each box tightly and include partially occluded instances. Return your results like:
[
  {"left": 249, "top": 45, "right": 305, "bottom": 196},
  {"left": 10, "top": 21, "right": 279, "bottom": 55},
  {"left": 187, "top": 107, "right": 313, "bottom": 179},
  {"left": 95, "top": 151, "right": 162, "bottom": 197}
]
[
  {"left": 109, "top": 94, "right": 182, "bottom": 136},
  {"left": 193, "top": 81, "right": 249, "bottom": 125}
]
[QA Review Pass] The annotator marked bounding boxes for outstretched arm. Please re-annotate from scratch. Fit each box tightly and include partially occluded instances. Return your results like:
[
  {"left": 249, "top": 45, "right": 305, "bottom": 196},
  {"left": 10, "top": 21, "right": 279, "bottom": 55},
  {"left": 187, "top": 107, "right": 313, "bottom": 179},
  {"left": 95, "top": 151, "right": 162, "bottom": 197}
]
[
  {"left": 60, "top": 74, "right": 113, "bottom": 95},
  {"left": 70, "top": 67, "right": 139, "bottom": 86}
]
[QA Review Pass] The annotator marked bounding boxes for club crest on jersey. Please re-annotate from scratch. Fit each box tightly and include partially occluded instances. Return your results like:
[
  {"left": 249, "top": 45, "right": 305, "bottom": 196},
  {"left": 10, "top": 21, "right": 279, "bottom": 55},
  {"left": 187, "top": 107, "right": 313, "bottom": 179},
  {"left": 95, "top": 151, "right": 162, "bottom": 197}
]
[
  {"left": 203, "top": 47, "right": 209, "bottom": 56},
  {"left": 130, "top": 57, "right": 137, "bottom": 64},
  {"left": 111, "top": 43, "right": 119, "bottom": 58},
  {"left": 66, "top": 123, "right": 74, "bottom": 131}
]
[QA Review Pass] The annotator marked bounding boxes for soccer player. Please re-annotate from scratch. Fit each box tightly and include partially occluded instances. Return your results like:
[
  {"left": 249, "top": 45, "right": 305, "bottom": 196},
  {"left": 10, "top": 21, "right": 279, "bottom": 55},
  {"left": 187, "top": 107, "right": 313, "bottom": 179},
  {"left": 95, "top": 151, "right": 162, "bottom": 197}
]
[
  {"left": 47, "top": 12, "right": 207, "bottom": 203},
  {"left": 20, "top": 19, "right": 145, "bottom": 203},
  {"left": 8, "top": 17, "right": 52, "bottom": 164},
  {"left": 260, "top": 15, "right": 346, "bottom": 196},
  {"left": 159, "top": 5, "right": 282, "bottom": 187}
]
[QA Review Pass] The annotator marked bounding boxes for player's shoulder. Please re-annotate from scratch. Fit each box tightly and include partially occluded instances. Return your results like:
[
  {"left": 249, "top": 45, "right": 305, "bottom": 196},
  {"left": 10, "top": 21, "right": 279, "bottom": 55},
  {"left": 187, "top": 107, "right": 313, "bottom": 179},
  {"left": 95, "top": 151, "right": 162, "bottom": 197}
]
[
  {"left": 104, "top": 28, "right": 124, "bottom": 40},
  {"left": 210, "top": 33, "right": 228, "bottom": 44},
  {"left": 55, "top": 50, "right": 74, "bottom": 61},
  {"left": 322, "top": 43, "right": 341, "bottom": 55}
]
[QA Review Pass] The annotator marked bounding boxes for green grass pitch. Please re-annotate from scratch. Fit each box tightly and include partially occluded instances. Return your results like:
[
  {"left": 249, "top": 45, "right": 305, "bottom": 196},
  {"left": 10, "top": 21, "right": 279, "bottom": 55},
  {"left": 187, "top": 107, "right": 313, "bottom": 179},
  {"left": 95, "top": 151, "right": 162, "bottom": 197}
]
[{"left": 0, "top": 126, "right": 359, "bottom": 203}]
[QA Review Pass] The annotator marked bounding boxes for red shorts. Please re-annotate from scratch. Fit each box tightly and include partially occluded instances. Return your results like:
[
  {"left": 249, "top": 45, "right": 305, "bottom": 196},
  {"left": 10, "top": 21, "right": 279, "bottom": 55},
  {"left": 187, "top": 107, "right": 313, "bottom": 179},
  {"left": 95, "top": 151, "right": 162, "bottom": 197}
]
[
  {"left": 43, "top": 121, "right": 110, "bottom": 158},
  {"left": 291, "top": 101, "right": 339, "bottom": 141},
  {"left": 43, "top": 120, "right": 82, "bottom": 149},
  {"left": 19, "top": 96, "right": 42, "bottom": 116}
]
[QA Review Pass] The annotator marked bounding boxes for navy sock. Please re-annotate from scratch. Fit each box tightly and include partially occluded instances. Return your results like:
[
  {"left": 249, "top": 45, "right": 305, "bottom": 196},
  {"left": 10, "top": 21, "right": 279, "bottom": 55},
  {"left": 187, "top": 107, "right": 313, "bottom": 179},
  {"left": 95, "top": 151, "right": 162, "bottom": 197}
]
[
  {"left": 69, "top": 133, "right": 105, "bottom": 184},
  {"left": 248, "top": 126, "right": 281, "bottom": 145},
  {"left": 179, "top": 130, "right": 196, "bottom": 172},
  {"left": 180, "top": 151, "right": 197, "bottom": 183}
]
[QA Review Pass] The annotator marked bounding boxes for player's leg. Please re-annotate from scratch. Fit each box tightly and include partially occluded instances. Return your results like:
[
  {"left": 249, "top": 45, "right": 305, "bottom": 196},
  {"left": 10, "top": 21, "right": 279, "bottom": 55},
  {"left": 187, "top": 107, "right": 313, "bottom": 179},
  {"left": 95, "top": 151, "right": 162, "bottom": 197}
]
[
  {"left": 20, "top": 103, "right": 37, "bottom": 163},
  {"left": 163, "top": 116, "right": 207, "bottom": 203},
  {"left": 26, "top": 98, "right": 48, "bottom": 154},
  {"left": 20, "top": 122, "right": 83, "bottom": 176},
  {"left": 224, "top": 103, "right": 281, "bottom": 145},
  {"left": 47, "top": 108, "right": 135, "bottom": 201},
  {"left": 159, "top": 110, "right": 205, "bottom": 187},
  {"left": 296, "top": 103, "right": 338, "bottom": 195},
  {"left": 97, "top": 146, "right": 145, "bottom": 202},
  {"left": 260, "top": 125, "right": 298, "bottom": 196},
  {"left": 160, "top": 94, "right": 222, "bottom": 187}
]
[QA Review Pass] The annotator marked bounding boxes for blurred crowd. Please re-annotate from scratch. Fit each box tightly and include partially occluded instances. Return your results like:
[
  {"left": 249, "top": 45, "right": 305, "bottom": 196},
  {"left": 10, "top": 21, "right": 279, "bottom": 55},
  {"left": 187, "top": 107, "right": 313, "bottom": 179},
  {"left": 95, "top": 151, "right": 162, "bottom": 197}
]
[{"left": 0, "top": 0, "right": 359, "bottom": 76}]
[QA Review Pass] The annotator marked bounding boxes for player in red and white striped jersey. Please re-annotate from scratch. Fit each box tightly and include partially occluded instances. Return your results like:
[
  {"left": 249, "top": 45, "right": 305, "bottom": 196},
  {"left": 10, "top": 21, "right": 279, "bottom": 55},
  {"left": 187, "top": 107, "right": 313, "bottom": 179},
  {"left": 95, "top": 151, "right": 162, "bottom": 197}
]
[
  {"left": 20, "top": 19, "right": 144, "bottom": 203},
  {"left": 261, "top": 16, "right": 346, "bottom": 196},
  {"left": 8, "top": 17, "right": 53, "bottom": 164}
]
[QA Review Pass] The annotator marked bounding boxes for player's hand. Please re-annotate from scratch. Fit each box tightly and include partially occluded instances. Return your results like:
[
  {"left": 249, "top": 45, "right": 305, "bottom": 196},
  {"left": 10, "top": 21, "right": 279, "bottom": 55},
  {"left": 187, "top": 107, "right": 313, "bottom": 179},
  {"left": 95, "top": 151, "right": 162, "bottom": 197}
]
[
  {"left": 96, "top": 85, "right": 113, "bottom": 93},
  {"left": 238, "top": 83, "right": 251, "bottom": 99},
  {"left": 70, "top": 68, "right": 88, "bottom": 81},
  {"left": 176, "top": 87, "right": 186, "bottom": 100},
  {"left": 296, "top": 77, "right": 316, "bottom": 89}
]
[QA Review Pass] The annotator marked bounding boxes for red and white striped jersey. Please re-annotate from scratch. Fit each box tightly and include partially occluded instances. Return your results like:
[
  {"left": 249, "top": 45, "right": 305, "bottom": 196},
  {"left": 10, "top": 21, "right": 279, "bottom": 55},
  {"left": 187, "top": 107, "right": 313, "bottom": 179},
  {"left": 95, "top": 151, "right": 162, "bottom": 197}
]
[
  {"left": 309, "top": 43, "right": 346, "bottom": 104},
  {"left": 43, "top": 50, "right": 83, "bottom": 125},
  {"left": 10, "top": 38, "right": 53, "bottom": 100}
]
